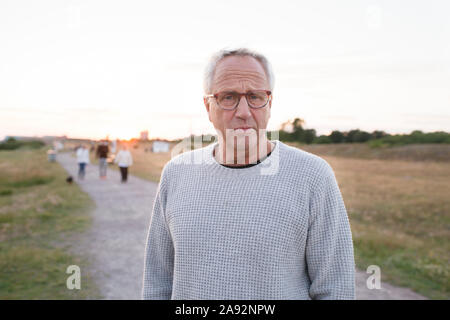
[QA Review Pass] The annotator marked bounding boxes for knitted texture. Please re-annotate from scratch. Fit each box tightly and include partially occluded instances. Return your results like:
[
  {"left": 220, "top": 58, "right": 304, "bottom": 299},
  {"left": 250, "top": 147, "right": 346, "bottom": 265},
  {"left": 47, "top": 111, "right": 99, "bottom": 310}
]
[{"left": 142, "top": 140, "right": 355, "bottom": 300}]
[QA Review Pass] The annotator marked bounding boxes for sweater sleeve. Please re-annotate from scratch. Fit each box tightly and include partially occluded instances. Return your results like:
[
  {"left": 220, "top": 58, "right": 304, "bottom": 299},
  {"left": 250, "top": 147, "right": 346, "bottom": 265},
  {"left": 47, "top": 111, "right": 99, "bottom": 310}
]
[
  {"left": 305, "top": 161, "right": 355, "bottom": 300},
  {"left": 142, "top": 169, "right": 174, "bottom": 299}
]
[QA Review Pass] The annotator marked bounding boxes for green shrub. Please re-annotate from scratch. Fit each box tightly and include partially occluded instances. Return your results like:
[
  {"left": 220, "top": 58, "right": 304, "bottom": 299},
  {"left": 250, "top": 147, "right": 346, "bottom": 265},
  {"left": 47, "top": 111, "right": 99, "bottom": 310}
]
[
  {"left": 375, "top": 131, "right": 450, "bottom": 146},
  {"left": 8, "top": 177, "right": 54, "bottom": 188},
  {"left": 0, "top": 189, "right": 13, "bottom": 196},
  {"left": 313, "top": 135, "right": 332, "bottom": 144},
  {"left": 0, "top": 138, "right": 45, "bottom": 151},
  {"left": 368, "top": 140, "right": 389, "bottom": 149}
]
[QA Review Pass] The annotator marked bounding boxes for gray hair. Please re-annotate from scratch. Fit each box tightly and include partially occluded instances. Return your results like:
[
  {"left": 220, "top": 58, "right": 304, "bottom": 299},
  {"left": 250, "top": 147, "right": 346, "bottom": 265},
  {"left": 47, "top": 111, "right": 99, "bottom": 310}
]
[{"left": 203, "top": 48, "right": 275, "bottom": 94}]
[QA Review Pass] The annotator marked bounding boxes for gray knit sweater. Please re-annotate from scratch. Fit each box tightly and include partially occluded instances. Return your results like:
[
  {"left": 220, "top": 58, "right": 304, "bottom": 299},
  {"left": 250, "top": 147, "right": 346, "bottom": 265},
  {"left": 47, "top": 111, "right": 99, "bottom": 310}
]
[{"left": 142, "top": 140, "right": 355, "bottom": 300}]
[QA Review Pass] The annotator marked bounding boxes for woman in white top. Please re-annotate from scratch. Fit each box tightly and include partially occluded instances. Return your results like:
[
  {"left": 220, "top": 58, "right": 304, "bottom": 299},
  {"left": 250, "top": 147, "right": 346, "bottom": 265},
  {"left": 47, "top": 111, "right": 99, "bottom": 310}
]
[
  {"left": 114, "top": 144, "right": 133, "bottom": 183},
  {"left": 76, "top": 144, "right": 90, "bottom": 180}
]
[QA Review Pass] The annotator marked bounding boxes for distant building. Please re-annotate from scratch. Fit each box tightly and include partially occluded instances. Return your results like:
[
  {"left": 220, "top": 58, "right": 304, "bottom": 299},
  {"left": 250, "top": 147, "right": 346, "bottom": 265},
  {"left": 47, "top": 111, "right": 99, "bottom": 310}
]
[
  {"left": 152, "top": 140, "right": 169, "bottom": 153},
  {"left": 53, "top": 141, "right": 64, "bottom": 151},
  {"left": 140, "top": 130, "right": 149, "bottom": 141}
]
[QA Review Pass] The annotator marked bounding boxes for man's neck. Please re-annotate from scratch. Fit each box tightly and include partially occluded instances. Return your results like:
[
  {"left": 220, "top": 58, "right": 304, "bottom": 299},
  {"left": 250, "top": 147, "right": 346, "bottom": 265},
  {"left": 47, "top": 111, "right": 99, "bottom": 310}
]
[{"left": 213, "top": 140, "right": 274, "bottom": 167}]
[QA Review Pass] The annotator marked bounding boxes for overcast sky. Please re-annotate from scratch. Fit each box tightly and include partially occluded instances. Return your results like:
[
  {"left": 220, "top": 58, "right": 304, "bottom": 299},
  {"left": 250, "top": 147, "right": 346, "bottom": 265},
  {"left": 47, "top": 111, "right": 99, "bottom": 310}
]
[{"left": 1, "top": 0, "right": 449, "bottom": 140}]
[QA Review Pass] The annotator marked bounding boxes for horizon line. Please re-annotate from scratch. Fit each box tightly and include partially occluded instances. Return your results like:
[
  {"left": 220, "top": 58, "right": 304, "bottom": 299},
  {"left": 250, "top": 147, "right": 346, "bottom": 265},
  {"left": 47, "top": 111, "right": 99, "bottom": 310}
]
[{"left": 2, "top": 128, "right": 450, "bottom": 143}]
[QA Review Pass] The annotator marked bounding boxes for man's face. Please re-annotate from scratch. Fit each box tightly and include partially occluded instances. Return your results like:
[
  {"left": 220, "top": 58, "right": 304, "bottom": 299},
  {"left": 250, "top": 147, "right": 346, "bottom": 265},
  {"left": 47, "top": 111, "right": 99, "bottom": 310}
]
[{"left": 204, "top": 56, "right": 272, "bottom": 146}]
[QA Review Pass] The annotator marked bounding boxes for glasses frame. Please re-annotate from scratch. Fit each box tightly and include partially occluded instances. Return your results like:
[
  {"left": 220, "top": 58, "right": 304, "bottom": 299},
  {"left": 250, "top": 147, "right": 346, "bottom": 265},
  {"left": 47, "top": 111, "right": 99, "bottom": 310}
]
[{"left": 205, "top": 90, "right": 272, "bottom": 110}]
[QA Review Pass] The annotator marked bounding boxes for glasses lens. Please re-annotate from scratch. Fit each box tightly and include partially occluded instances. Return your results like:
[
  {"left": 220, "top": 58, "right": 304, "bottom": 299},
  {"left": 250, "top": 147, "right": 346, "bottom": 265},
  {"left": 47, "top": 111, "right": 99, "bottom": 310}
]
[
  {"left": 247, "top": 91, "right": 269, "bottom": 108},
  {"left": 216, "top": 91, "right": 269, "bottom": 109},
  {"left": 217, "top": 92, "right": 238, "bottom": 109}
]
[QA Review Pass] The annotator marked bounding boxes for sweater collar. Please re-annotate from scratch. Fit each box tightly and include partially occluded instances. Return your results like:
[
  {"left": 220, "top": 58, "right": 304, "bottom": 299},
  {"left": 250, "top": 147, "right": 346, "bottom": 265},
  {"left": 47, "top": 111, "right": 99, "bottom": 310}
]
[{"left": 204, "top": 140, "right": 281, "bottom": 178}]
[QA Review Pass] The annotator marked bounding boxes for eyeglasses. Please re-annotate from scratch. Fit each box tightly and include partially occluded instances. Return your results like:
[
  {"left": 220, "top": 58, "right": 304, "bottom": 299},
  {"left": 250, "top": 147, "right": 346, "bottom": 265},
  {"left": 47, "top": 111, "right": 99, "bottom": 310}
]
[{"left": 205, "top": 90, "right": 271, "bottom": 110}]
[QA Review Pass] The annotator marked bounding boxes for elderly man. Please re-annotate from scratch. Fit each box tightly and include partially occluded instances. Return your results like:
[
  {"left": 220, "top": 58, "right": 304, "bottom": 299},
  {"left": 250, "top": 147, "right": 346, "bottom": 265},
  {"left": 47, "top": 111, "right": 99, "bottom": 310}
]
[{"left": 142, "top": 48, "right": 355, "bottom": 300}]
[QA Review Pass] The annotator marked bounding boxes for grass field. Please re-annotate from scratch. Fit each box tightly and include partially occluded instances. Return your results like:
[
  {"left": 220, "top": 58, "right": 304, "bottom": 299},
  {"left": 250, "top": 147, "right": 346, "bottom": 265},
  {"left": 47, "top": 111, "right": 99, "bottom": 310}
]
[
  {"left": 298, "top": 142, "right": 450, "bottom": 163},
  {"left": 0, "top": 148, "right": 101, "bottom": 299},
  {"left": 316, "top": 154, "right": 448, "bottom": 299},
  {"left": 123, "top": 140, "right": 449, "bottom": 299}
]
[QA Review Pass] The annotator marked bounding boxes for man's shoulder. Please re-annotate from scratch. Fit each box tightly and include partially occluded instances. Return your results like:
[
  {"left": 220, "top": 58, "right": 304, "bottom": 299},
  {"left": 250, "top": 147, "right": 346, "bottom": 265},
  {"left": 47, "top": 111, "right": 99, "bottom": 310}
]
[
  {"left": 279, "top": 141, "right": 335, "bottom": 180},
  {"left": 280, "top": 142, "right": 331, "bottom": 168}
]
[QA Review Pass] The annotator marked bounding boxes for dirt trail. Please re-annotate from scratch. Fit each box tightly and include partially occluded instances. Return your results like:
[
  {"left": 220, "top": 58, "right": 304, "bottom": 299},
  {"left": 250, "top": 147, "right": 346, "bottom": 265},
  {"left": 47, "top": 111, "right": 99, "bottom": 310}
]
[
  {"left": 57, "top": 152, "right": 427, "bottom": 300},
  {"left": 58, "top": 153, "right": 156, "bottom": 299}
]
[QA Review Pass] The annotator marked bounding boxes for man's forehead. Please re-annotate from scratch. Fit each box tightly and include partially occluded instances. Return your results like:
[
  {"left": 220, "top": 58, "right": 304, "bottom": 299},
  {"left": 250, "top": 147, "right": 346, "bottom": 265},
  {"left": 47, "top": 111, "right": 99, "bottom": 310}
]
[
  {"left": 212, "top": 56, "right": 268, "bottom": 87},
  {"left": 215, "top": 56, "right": 265, "bottom": 75}
]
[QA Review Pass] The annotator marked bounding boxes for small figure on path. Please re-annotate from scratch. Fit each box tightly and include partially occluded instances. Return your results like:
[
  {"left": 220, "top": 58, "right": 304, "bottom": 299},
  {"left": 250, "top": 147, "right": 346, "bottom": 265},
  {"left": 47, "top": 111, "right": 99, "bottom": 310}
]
[
  {"left": 96, "top": 140, "right": 109, "bottom": 179},
  {"left": 114, "top": 144, "right": 133, "bottom": 183},
  {"left": 76, "top": 144, "right": 90, "bottom": 180}
]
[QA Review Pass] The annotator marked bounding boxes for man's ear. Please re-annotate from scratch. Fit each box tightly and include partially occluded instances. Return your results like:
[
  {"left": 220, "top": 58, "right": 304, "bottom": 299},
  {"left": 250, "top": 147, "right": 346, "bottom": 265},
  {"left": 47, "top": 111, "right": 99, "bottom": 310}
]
[
  {"left": 204, "top": 97, "right": 212, "bottom": 122},
  {"left": 204, "top": 97, "right": 210, "bottom": 112},
  {"left": 266, "top": 96, "right": 272, "bottom": 120}
]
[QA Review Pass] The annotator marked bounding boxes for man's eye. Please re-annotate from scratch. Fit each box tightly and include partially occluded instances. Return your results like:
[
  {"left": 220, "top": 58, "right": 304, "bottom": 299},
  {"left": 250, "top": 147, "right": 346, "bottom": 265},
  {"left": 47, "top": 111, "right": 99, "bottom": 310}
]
[
  {"left": 224, "top": 94, "right": 234, "bottom": 100},
  {"left": 249, "top": 93, "right": 263, "bottom": 100}
]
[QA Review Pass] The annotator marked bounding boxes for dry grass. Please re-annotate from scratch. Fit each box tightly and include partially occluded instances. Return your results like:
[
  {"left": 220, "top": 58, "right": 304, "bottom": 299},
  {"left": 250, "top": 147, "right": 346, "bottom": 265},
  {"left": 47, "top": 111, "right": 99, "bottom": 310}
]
[
  {"left": 294, "top": 142, "right": 450, "bottom": 162},
  {"left": 127, "top": 143, "right": 175, "bottom": 182}
]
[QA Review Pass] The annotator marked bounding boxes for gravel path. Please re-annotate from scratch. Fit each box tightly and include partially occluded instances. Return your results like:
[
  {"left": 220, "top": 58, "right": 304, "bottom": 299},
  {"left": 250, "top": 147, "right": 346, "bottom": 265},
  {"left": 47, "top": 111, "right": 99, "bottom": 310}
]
[
  {"left": 57, "top": 152, "right": 427, "bottom": 300},
  {"left": 58, "top": 152, "right": 156, "bottom": 299}
]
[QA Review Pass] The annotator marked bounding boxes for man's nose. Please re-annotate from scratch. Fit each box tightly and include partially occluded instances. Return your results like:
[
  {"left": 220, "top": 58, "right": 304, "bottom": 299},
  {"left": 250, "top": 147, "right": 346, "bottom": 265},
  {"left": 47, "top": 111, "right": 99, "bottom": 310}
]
[{"left": 234, "top": 95, "right": 252, "bottom": 119}]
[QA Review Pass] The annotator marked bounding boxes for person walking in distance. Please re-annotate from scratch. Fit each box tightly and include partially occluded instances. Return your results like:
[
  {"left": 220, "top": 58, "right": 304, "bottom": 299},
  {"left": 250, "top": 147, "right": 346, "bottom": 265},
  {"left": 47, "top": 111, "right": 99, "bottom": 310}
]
[
  {"left": 76, "top": 144, "right": 90, "bottom": 180},
  {"left": 115, "top": 144, "right": 133, "bottom": 183},
  {"left": 96, "top": 140, "right": 109, "bottom": 179}
]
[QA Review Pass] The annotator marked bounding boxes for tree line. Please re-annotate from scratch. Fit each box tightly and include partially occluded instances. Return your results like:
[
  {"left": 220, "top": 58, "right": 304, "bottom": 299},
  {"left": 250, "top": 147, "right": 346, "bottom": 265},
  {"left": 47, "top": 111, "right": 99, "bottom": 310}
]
[
  {"left": 272, "top": 118, "right": 450, "bottom": 146},
  {"left": 0, "top": 137, "right": 45, "bottom": 150}
]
